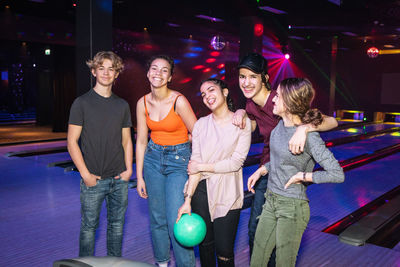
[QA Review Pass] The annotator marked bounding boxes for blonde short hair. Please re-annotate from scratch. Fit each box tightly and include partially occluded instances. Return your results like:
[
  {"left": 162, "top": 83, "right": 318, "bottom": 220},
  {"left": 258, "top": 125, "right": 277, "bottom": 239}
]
[{"left": 86, "top": 51, "right": 124, "bottom": 73}]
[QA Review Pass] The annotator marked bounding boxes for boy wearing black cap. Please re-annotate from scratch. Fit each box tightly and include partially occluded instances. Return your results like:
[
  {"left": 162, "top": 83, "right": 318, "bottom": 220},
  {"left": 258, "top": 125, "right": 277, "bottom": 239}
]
[{"left": 233, "top": 53, "right": 338, "bottom": 259}]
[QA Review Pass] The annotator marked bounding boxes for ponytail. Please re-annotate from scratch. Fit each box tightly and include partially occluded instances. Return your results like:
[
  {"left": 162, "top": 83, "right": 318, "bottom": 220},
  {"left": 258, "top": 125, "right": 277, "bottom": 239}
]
[{"left": 301, "top": 108, "right": 323, "bottom": 127}]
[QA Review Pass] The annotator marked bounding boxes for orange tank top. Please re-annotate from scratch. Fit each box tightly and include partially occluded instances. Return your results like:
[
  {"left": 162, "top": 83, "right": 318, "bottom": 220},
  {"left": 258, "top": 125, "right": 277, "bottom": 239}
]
[{"left": 145, "top": 94, "right": 189, "bottom": 146}]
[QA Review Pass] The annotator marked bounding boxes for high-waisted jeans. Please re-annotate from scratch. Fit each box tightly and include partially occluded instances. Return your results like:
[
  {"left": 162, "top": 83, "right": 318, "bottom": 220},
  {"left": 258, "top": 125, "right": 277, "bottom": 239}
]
[{"left": 143, "top": 139, "right": 195, "bottom": 267}]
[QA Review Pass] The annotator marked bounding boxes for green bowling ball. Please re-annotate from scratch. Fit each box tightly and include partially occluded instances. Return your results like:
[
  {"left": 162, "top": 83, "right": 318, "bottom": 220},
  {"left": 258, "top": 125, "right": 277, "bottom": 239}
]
[{"left": 174, "top": 213, "right": 206, "bottom": 247}]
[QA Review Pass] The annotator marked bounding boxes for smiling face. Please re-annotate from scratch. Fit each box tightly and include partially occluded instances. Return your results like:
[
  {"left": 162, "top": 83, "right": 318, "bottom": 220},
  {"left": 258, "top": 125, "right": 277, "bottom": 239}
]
[
  {"left": 238, "top": 68, "right": 266, "bottom": 99},
  {"left": 272, "top": 86, "right": 286, "bottom": 117},
  {"left": 200, "top": 81, "right": 227, "bottom": 112},
  {"left": 91, "top": 59, "right": 119, "bottom": 87},
  {"left": 146, "top": 58, "right": 172, "bottom": 88}
]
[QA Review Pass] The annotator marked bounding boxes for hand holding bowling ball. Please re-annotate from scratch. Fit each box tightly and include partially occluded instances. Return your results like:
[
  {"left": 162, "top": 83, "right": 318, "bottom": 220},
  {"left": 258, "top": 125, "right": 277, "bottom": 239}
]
[
  {"left": 176, "top": 201, "right": 192, "bottom": 223},
  {"left": 174, "top": 213, "right": 206, "bottom": 247}
]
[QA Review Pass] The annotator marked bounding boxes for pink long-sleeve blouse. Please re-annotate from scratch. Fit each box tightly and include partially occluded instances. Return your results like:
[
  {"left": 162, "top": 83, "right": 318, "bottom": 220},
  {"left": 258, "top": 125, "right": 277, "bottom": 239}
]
[{"left": 190, "top": 114, "right": 251, "bottom": 221}]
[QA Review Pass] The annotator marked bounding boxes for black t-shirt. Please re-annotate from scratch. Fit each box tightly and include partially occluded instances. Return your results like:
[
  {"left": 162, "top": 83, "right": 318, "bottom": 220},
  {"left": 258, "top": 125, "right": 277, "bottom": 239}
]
[{"left": 69, "top": 89, "right": 132, "bottom": 178}]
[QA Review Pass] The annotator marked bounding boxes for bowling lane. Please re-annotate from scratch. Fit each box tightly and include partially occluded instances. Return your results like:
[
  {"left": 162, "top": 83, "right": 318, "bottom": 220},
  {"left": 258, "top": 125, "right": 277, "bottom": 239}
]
[
  {"left": 328, "top": 132, "right": 400, "bottom": 161},
  {"left": 0, "top": 140, "right": 67, "bottom": 154},
  {"left": 320, "top": 123, "right": 398, "bottom": 140},
  {"left": 242, "top": 126, "right": 400, "bottom": 232},
  {"left": 247, "top": 142, "right": 264, "bottom": 156},
  {"left": 307, "top": 152, "right": 400, "bottom": 231}
]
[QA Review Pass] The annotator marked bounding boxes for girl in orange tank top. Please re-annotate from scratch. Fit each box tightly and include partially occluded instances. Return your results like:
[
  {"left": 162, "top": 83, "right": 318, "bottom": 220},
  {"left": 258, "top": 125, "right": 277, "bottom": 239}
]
[
  {"left": 135, "top": 55, "right": 197, "bottom": 267},
  {"left": 144, "top": 94, "right": 189, "bottom": 146}
]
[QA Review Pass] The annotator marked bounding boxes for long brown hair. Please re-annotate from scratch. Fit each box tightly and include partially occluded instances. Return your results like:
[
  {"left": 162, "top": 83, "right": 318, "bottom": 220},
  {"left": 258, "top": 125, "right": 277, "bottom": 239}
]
[{"left": 279, "top": 78, "right": 323, "bottom": 127}]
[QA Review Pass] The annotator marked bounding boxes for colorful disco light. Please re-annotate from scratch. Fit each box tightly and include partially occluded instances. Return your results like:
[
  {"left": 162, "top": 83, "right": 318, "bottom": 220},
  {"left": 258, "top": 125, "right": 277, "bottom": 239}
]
[
  {"left": 190, "top": 47, "right": 204, "bottom": 52},
  {"left": 367, "top": 47, "right": 379, "bottom": 58},
  {"left": 346, "top": 128, "right": 359, "bottom": 133},
  {"left": 210, "top": 35, "right": 226, "bottom": 51},
  {"left": 137, "top": 44, "right": 156, "bottom": 51},
  {"left": 179, "top": 78, "right": 192, "bottom": 84},
  {"left": 193, "top": 65, "right": 205, "bottom": 70},
  {"left": 184, "top": 53, "right": 199, "bottom": 58},
  {"left": 254, "top": 23, "right": 264, "bottom": 37}
]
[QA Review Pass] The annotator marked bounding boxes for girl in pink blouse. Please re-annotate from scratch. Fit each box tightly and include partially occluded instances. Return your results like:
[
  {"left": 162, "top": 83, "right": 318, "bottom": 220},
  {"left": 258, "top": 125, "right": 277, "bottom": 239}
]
[{"left": 176, "top": 78, "right": 251, "bottom": 267}]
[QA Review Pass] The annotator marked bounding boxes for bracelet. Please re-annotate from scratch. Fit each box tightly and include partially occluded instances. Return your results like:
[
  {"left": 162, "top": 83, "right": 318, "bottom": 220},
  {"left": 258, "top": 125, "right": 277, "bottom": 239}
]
[
  {"left": 303, "top": 172, "right": 306, "bottom": 182},
  {"left": 184, "top": 193, "right": 192, "bottom": 199}
]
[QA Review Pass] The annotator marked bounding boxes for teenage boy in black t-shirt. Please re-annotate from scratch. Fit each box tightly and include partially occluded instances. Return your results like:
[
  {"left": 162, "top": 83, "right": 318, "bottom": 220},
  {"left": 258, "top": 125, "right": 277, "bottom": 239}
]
[{"left": 68, "top": 51, "right": 133, "bottom": 257}]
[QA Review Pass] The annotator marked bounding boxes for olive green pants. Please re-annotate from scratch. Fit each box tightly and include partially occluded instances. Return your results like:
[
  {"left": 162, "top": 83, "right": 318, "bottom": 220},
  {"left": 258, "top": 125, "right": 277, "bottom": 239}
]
[{"left": 250, "top": 190, "right": 310, "bottom": 267}]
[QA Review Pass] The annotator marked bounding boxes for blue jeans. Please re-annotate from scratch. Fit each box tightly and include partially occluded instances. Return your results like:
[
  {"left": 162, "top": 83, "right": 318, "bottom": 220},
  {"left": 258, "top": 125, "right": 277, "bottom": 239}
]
[
  {"left": 79, "top": 176, "right": 129, "bottom": 257},
  {"left": 248, "top": 173, "right": 276, "bottom": 266},
  {"left": 143, "top": 140, "right": 195, "bottom": 267}
]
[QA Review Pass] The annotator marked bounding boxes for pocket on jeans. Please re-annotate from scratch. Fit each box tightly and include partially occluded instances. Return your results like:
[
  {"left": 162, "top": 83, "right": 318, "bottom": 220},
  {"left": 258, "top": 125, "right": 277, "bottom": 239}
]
[
  {"left": 145, "top": 146, "right": 152, "bottom": 154},
  {"left": 117, "top": 177, "right": 129, "bottom": 183},
  {"left": 276, "top": 199, "right": 296, "bottom": 219},
  {"left": 80, "top": 178, "right": 98, "bottom": 190},
  {"left": 298, "top": 201, "right": 310, "bottom": 225},
  {"left": 176, "top": 150, "right": 191, "bottom": 162}
]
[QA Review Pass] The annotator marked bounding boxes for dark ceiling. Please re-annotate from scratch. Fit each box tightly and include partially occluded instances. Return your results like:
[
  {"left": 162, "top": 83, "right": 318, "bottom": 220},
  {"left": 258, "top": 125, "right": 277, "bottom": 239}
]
[{"left": 2, "top": 0, "right": 400, "bottom": 50}]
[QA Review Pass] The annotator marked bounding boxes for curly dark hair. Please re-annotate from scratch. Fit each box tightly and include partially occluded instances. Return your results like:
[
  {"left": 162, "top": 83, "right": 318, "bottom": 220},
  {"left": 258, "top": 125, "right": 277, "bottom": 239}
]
[
  {"left": 147, "top": 55, "right": 175, "bottom": 75},
  {"left": 200, "top": 78, "right": 236, "bottom": 112}
]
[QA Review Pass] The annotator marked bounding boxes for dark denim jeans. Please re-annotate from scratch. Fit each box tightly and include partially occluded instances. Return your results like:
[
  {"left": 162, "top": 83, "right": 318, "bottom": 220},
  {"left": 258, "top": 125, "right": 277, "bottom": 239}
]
[
  {"left": 248, "top": 173, "right": 276, "bottom": 266},
  {"left": 143, "top": 140, "right": 195, "bottom": 267},
  {"left": 79, "top": 176, "right": 129, "bottom": 257},
  {"left": 248, "top": 173, "right": 269, "bottom": 251}
]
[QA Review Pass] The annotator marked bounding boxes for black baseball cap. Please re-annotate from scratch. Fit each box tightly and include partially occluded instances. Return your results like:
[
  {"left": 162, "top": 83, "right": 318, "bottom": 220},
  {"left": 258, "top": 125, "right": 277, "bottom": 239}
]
[{"left": 238, "top": 53, "right": 268, "bottom": 74}]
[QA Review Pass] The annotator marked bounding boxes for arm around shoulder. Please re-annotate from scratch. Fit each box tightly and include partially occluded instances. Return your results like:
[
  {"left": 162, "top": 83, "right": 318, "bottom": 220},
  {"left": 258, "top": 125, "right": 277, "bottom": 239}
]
[
  {"left": 289, "top": 114, "right": 337, "bottom": 154},
  {"left": 311, "top": 115, "right": 338, "bottom": 132}
]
